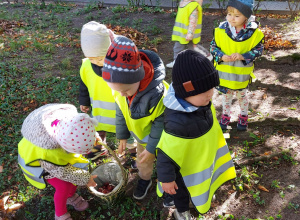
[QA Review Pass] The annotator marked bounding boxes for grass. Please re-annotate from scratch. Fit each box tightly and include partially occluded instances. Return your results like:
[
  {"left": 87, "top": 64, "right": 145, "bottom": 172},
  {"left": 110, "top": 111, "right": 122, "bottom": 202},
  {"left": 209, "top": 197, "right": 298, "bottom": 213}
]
[
  {"left": 0, "top": 2, "right": 167, "bottom": 219},
  {"left": 1, "top": 1, "right": 300, "bottom": 220}
]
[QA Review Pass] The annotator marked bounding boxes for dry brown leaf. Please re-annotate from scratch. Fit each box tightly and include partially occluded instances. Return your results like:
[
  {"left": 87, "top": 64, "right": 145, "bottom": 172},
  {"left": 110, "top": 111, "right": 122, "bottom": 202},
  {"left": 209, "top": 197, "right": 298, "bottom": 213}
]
[
  {"left": 0, "top": 165, "right": 3, "bottom": 173},
  {"left": 262, "top": 94, "right": 267, "bottom": 99},
  {"left": 244, "top": 183, "right": 251, "bottom": 190},
  {"left": 258, "top": 185, "right": 269, "bottom": 192}
]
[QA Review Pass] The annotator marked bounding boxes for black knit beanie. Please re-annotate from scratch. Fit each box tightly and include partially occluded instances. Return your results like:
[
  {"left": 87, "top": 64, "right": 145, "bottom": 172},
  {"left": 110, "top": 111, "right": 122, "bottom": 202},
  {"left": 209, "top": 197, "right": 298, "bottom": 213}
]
[{"left": 172, "top": 50, "right": 219, "bottom": 99}]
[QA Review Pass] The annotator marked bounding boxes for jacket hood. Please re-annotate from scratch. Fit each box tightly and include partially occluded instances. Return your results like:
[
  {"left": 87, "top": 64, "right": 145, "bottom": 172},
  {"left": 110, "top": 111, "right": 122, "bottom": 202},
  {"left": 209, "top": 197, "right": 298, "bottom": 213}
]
[
  {"left": 129, "top": 49, "right": 166, "bottom": 118},
  {"left": 163, "top": 84, "right": 199, "bottom": 112},
  {"left": 21, "top": 103, "right": 78, "bottom": 150}
]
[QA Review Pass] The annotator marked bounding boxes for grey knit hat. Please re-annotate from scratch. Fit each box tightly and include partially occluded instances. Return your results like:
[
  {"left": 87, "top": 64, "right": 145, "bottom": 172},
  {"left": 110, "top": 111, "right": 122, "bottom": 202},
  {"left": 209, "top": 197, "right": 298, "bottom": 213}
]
[
  {"left": 81, "top": 21, "right": 111, "bottom": 57},
  {"left": 172, "top": 50, "right": 219, "bottom": 99},
  {"left": 227, "top": 0, "right": 254, "bottom": 18},
  {"left": 102, "top": 36, "right": 145, "bottom": 84}
]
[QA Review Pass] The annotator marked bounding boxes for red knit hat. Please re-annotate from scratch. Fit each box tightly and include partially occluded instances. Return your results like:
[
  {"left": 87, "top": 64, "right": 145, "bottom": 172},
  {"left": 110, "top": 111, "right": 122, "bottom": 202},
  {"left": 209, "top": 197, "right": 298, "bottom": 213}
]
[{"left": 102, "top": 36, "right": 145, "bottom": 84}]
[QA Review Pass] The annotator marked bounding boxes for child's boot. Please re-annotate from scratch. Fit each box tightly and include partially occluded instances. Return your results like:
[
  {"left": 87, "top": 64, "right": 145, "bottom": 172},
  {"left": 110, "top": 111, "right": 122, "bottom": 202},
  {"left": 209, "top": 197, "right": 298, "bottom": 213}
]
[
  {"left": 173, "top": 209, "right": 192, "bottom": 220},
  {"left": 237, "top": 114, "right": 248, "bottom": 131},
  {"left": 163, "top": 193, "right": 175, "bottom": 208},
  {"left": 133, "top": 179, "right": 152, "bottom": 200},
  {"left": 67, "top": 193, "right": 89, "bottom": 211},
  {"left": 219, "top": 114, "right": 231, "bottom": 130},
  {"left": 55, "top": 212, "right": 72, "bottom": 220}
]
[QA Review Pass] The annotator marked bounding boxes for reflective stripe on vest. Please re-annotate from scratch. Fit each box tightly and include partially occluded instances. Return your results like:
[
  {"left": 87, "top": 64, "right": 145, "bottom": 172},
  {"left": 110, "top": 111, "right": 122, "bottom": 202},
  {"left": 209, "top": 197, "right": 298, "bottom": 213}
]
[
  {"left": 18, "top": 137, "right": 89, "bottom": 189},
  {"left": 156, "top": 104, "right": 236, "bottom": 213},
  {"left": 114, "top": 81, "right": 169, "bottom": 146},
  {"left": 80, "top": 58, "right": 116, "bottom": 132},
  {"left": 214, "top": 28, "right": 264, "bottom": 89},
  {"left": 172, "top": 2, "right": 202, "bottom": 44}
]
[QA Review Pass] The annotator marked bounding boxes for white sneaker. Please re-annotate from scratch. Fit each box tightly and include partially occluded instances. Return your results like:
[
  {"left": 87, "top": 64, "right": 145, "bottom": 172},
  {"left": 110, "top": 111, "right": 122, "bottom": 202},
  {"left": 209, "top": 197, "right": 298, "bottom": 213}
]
[
  {"left": 173, "top": 209, "right": 192, "bottom": 220},
  {"left": 166, "top": 60, "right": 175, "bottom": 68}
]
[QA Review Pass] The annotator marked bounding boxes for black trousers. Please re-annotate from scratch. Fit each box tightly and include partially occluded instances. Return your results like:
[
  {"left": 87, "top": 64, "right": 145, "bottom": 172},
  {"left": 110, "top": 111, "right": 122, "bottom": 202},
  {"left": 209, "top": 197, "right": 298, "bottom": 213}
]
[{"left": 174, "top": 172, "right": 190, "bottom": 212}]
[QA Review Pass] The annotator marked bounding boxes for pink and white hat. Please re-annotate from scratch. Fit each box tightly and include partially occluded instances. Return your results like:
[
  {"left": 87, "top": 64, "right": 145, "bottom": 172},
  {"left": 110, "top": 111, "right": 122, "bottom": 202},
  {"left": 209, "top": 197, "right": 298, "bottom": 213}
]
[{"left": 54, "top": 113, "right": 98, "bottom": 154}]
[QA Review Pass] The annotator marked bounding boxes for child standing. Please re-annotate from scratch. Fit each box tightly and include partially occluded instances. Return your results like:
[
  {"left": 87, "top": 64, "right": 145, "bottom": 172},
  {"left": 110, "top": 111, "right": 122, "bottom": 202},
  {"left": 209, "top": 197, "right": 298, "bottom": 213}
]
[
  {"left": 79, "top": 21, "right": 137, "bottom": 165},
  {"left": 167, "top": 0, "right": 212, "bottom": 68},
  {"left": 156, "top": 50, "right": 236, "bottom": 219},
  {"left": 18, "top": 104, "right": 97, "bottom": 220},
  {"left": 102, "top": 36, "right": 172, "bottom": 205},
  {"left": 210, "top": 0, "right": 264, "bottom": 131}
]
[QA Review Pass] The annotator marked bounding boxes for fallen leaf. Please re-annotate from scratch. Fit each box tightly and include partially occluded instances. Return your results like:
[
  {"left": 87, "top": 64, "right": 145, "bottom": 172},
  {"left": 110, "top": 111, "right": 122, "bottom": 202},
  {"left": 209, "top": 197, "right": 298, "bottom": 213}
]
[
  {"left": 262, "top": 94, "right": 267, "bottom": 99},
  {"left": 0, "top": 165, "right": 3, "bottom": 173},
  {"left": 258, "top": 185, "right": 269, "bottom": 192},
  {"left": 244, "top": 183, "right": 251, "bottom": 190}
]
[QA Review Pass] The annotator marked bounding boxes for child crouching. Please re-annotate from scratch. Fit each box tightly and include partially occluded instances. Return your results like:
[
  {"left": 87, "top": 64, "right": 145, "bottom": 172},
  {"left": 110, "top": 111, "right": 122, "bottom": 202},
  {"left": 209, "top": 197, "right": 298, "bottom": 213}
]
[{"left": 18, "top": 104, "right": 98, "bottom": 220}]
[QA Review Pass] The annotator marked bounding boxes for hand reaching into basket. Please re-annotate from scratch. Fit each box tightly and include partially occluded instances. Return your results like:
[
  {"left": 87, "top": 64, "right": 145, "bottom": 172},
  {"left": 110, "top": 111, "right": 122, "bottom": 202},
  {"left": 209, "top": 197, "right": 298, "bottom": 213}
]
[
  {"left": 118, "top": 139, "right": 127, "bottom": 155},
  {"left": 87, "top": 175, "right": 98, "bottom": 187}
]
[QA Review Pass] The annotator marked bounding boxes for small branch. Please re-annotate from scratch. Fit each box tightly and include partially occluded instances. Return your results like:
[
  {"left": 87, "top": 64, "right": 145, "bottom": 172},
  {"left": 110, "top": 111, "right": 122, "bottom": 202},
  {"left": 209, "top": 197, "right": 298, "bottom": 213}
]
[{"left": 236, "top": 150, "right": 290, "bottom": 166}]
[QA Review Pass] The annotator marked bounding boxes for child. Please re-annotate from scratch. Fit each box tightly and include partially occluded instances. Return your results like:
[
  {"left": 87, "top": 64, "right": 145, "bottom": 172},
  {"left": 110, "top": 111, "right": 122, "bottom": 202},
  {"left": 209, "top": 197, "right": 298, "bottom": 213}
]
[
  {"left": 79, "top": 21, "right": 137, "bottom": 164},
  {"left": 102, "top": 36, "right": 172, "bottom": 205},
  {"left": 156, "top": 50, "right": 236, "bottom": 219},
  {"left": 166, "top": 0, "right": 212, "bottom": 68},
  {"left": 18, "top": 104, "right": 98, "bottom": 220},
  {"left": 210, "top": 0, "right": 264, "bottom": 131}
]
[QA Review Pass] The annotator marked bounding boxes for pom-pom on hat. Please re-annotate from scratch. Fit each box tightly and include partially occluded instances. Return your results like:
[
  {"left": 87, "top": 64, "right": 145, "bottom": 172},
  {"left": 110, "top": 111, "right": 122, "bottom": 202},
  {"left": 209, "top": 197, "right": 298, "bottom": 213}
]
[
  {"left": 102, "top": 36, "right": 145, "bottom": 84},
  {"left": 227, "top": 0, "right": 254, "bottom": 18},
  {"left": 172, "top": 50, "right": 219, "bottom": 99},
  {"left": 81, "top": 21, "right": 111, "bottom": 57},
  {"left": 54, "top": 113, "right": 98, "bottom": 154}
]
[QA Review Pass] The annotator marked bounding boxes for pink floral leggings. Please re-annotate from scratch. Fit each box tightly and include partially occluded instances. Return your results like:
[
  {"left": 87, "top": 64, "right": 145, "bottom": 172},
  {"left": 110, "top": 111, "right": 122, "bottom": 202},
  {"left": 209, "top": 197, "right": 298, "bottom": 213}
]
[{"left": 222, "top": 88, "right": 249, "bottom": 116}]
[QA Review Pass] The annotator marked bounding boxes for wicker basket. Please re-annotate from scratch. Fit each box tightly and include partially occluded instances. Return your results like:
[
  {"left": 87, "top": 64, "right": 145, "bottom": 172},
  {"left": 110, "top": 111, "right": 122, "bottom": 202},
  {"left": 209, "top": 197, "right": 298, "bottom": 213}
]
[{"left": 88, "top": 141, "right": 128, "bottom": 203}]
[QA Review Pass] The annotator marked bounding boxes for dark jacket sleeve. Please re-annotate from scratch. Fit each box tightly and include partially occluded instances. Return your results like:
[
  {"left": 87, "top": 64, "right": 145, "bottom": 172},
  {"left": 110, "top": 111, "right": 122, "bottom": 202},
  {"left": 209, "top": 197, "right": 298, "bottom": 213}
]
[
  {"left": 79, "top": 79, "right": 91, "bottom": 106},
  {"left": 146, "top": 113, "right": 164, "bottom": 154},
  {"left": 115, "top": 104, "right": 131, "bottom": 140},
  {"left": 157, "top": 149, "right": 177, "bottom": 183}
]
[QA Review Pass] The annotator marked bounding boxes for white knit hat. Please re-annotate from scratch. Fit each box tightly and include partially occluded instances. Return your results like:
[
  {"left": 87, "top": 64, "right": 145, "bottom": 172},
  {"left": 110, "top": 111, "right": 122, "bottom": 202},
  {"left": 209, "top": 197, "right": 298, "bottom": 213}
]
[
  {"left": 54, "top": 113, "right": 98, "bottom": 154},
  {"left": 81, "top": 21, "right": 111, "bottom": 57}
]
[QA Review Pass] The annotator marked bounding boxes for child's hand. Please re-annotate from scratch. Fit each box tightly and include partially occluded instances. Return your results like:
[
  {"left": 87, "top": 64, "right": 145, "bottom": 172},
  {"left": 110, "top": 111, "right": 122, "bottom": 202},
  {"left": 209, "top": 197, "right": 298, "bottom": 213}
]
[
  {"left": 139, "top": 149, "right": 155, "bottom": 164},
  {"left": 186, "top": 33, "right": 193, "bottom": 41},
  {"left": 118, "top": 139, "right": 127, "bottom": 155},
  {"left": 87, "top": 175, "right": 97, "bottom": 187},
  {"left": 162, "top": 181, "right": 178, "bottom": 195},
  {"left": 222, "top": 55, "right": 234, "bottom": 62},
  {"left": 230, "top": 53, "right": 244, "bottom": 61},
  {"left": 80, "top": 105, "right": 90, "bottom": 113}
]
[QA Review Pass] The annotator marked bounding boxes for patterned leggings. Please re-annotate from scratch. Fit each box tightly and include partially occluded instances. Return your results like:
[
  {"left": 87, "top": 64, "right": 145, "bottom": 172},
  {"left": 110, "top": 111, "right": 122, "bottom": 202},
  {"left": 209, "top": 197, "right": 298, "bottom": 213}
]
[{"left": 222, "top": 88, "right": 249, "bottom": 116}]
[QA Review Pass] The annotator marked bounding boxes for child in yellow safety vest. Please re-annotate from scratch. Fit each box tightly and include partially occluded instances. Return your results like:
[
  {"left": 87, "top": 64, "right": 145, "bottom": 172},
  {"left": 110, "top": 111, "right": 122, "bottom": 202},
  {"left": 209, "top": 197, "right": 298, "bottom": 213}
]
[
  {"left": 166, "top": 0, "right": 212, "bottom": 68},
  {"left": 79, "top": 21, "right": 137, "bottom": 166},
  {"left": 18, "top": 104, "right": 98, "bottom": 220},
  {"left": 156, "top": 50, "right": 236, "bottom": 219},
  {"left": 102, "top": 36, "right": 173, "bottom": 206},
  {"left": 210, "top": 0, "right": 264, "bottom": 131}
]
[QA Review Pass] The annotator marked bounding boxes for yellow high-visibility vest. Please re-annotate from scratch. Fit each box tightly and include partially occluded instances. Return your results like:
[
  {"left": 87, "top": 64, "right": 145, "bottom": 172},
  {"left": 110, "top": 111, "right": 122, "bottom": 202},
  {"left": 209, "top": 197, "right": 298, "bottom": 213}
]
[
  {"left": 18, "top": 138, "right": 89, "bottom": 189},
  {"left": 172, "top": 2, "right": 202, "bottom": 44},
  {"left": 156, "top": 104, "right": 236, "bottom": 214},
  {"left": 113, "top": 81, "right": 169, "bottom": 146},
  {"left": 214, "top": 28, "right": 264, "bottom": 89},
  {"left": 80, "top": 58, "right": 116, "bottom": 132}
]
